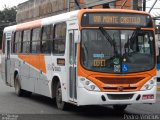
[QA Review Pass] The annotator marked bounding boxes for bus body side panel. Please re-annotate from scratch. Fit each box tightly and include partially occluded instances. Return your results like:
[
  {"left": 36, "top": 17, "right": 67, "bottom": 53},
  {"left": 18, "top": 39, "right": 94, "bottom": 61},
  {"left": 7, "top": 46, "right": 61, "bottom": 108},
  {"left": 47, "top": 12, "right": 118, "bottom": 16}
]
[
  {"left": 1, "top": 54, "right": 6, "bottom": 83},
  {"left": 4, "top": 32, "right": 12, "bottom": 86},
  {"left": 1, "top": 34, "right": 5, "bottom": 84},
  {"left": 49, "top": 55, "right": 68, "bottom": 101},
  {"left": 21, "top": 58, "right": 35, "bottom": 93},
  {"left": 37, "top": 55, "right": 52, "bottom": 97},
  {"left": 1, "top": 11, "right": 80, "bottom": 102},
  {"left": 9, "top": 55, "right": 19, "bottom": 87},
  {"left": 18, "top": 54, "right": 68, "bottom": 99},
  {"left": 18, "top": 54, "right": 51, "bottom": 97},
  {"left": 2, "top": 27, "right": 16, "bottom": 86}
]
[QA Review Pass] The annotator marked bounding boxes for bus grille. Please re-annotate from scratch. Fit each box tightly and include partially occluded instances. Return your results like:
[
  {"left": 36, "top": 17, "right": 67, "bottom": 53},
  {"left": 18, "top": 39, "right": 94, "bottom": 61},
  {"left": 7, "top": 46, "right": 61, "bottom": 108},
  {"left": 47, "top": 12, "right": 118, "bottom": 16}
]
[
  {"left": 103, "top": 87, "right": 137, "bottom": 92},
  {"left": 96, "top": 77, "right": 144, "bottom": 84},
  {"left": 103, "top": 87, "right": 137, "bottom": 90},
  {"left": 107, "top": 94, "right": 134, "bottom": 100}
]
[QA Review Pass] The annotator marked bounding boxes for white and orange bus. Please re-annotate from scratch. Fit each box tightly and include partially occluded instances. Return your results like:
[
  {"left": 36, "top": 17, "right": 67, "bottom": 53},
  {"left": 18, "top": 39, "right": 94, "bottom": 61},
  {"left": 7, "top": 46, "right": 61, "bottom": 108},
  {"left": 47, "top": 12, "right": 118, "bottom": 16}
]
[{"left": 1, "top": 9, "right": 157, "bottom": 110}]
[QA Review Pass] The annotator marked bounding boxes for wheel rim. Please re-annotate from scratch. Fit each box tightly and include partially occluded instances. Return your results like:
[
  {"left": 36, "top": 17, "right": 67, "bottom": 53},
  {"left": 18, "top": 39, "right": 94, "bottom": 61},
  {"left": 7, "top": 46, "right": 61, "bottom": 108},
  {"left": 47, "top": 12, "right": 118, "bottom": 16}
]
[
  {"left": 15, "top": 77, "right": 20, "bottom": 94},
  {"left": 56, "top": 87, "right": 62, "bottom": 105}
]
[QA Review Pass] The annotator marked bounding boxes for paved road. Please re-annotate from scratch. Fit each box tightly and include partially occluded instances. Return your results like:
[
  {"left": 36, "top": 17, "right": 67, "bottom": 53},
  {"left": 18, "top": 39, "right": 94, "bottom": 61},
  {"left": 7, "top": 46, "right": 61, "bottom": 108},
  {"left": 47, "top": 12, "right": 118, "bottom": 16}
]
[{"left": 0, "top": 73, "right": 160, "bottom": 120}]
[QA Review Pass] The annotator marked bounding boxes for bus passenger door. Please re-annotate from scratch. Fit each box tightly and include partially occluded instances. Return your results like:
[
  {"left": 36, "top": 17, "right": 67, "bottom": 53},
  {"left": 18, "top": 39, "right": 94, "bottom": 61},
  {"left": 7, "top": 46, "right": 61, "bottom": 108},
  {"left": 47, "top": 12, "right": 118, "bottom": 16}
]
[
  {"left": 5, "top": 32, "right": 12, "bottom": 86},
  {"left": 68, "top": 30, "right": 78, "bottom": 102}
]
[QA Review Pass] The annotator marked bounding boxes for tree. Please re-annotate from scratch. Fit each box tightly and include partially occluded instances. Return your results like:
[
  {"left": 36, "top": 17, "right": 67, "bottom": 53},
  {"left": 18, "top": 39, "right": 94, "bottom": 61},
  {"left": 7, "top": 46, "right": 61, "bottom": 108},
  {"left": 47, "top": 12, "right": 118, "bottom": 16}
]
[{"left": 0, "top": 6, "right": 17, "bottom": 49}]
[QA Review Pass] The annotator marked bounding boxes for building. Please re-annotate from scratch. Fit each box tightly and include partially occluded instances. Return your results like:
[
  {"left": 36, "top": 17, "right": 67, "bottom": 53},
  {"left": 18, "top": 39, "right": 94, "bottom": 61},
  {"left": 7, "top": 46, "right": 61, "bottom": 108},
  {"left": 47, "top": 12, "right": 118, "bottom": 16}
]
[{"left": 16, "top": 0, "right": 142, "bottom": 23}]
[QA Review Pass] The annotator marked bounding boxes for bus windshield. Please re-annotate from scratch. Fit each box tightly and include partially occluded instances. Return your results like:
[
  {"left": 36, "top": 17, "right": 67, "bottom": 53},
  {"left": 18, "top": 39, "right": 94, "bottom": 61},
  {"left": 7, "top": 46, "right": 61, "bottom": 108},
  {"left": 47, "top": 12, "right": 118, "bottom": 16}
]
[{"left": 81, "top": 29, "right": 155, "bottom": 73}]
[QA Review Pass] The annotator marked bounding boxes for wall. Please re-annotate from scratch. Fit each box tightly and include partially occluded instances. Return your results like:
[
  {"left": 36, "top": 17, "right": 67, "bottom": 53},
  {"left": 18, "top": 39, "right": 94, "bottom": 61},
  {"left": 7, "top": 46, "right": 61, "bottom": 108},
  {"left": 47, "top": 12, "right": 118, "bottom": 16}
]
[
  {"left": 16, "top": 0, "right": 69, "bottom": 23},
  {"left": 16, "top": 0, "right": 142, "bottom": 23},
  {"left": 116, "top": 0, "right": 132, "bottom": 9}
]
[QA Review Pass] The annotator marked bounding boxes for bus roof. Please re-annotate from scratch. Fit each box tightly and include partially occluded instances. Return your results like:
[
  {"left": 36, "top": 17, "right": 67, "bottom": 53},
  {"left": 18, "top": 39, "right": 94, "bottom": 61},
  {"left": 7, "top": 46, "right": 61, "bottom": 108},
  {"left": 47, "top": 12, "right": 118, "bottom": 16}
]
[
  {"left": 4, "top": 10, "right": 79, "bottom": 33},
  {"left": 4, "top": 9, "right": 151, "bottom": 33}
]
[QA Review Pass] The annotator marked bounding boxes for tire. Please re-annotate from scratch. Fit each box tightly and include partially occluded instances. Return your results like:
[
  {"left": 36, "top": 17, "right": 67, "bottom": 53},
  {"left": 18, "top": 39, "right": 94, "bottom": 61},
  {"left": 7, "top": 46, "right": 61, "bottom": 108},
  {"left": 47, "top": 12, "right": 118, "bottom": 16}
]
[
  {"left": 113, "top": 105, "right": 127, "bottom": 111},
  {"left": 24, "top": 91, "right": 32, "bottom": 97},
  {"left": 14, "top": 74, "right": 32, "bottom": 97},
  {"left": 56, "top": 82, "right": 68, "bottom": 110},
  {"left": 14, "top": 74, "right": 24, "bottom": 97}
]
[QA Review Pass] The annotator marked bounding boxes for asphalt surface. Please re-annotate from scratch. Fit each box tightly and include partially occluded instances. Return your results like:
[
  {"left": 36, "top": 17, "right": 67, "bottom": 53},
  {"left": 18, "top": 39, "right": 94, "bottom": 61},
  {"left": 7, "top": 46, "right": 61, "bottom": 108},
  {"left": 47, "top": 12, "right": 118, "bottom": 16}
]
[{"left": 0, "top": 73, "right": 160, "bottom": 120}]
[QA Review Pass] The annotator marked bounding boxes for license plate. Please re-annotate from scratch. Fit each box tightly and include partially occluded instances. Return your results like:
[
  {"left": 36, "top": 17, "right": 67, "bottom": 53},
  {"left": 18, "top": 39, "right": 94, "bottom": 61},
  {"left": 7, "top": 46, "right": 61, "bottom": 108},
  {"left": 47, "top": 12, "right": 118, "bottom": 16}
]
[{"left": 142, "top": 94, "right": 154, "bottom": 100}]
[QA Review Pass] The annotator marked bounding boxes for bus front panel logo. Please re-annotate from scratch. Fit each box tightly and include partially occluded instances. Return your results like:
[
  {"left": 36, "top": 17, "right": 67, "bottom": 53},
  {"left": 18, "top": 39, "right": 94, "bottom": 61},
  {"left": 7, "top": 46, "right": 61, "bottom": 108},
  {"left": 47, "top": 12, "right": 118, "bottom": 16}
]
[{"left": 117, "top": 86, "right": 124, "bottom": 92}]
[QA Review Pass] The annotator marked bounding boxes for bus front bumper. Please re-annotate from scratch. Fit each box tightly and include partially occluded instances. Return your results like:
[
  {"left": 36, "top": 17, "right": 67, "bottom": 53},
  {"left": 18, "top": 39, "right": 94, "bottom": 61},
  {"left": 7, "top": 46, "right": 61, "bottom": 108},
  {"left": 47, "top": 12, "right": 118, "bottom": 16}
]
[{"left": 77, "top": 86, "right": 157, "bottom": 106}]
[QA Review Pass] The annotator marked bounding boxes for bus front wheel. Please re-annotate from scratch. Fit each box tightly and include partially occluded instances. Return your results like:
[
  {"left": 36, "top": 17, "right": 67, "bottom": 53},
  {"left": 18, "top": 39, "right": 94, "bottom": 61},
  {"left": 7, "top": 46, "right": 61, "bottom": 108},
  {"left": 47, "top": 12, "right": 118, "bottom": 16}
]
[
  {"left": 14, "top": 74, "right": 24, "bottom": 97},
  {"left": 56, "top": 82, "right": 68, "bottom": 110},
  {"left": 14, "top": 74, "right": 32, "bottom": 97}
]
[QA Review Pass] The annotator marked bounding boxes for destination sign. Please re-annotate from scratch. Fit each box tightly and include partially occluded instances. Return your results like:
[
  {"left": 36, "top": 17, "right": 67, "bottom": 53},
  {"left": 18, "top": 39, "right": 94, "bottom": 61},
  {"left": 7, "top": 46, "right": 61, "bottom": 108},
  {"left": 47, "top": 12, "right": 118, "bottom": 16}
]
[{"left": 82, "top": 13, "right": 152, "bottom": 27}]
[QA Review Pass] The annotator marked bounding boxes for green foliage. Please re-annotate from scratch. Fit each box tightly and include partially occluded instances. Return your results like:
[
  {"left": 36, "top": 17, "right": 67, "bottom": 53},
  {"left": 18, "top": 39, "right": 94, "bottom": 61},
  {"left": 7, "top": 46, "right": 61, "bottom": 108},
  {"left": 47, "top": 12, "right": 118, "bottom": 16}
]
[{"left": 0, "top": 6, "right": 17, "bottom": 49}]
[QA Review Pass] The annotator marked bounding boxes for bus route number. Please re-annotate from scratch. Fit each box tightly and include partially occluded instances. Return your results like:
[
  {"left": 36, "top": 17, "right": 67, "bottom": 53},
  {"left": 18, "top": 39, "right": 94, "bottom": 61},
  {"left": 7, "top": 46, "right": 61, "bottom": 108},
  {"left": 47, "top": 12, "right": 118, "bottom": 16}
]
[{"left": 93, "top": 59, "right": 106, "bottom": 67}]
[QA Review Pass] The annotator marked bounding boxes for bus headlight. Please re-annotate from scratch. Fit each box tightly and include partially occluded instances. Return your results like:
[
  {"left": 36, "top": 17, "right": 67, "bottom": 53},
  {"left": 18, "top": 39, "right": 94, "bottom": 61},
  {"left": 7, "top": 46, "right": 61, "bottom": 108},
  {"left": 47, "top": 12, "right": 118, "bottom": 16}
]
[
  {"left": 79, "top": 77, "right": 100, "bottom": 92},
  {"left": 141, "top": 77, "right": 156, "bottom": 91}
]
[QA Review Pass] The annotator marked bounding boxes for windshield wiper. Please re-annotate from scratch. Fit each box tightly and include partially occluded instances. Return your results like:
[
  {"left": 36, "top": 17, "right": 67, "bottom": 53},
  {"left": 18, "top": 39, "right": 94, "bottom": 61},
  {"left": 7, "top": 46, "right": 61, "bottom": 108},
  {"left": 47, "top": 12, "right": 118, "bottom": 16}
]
[
  {"left": 99, "top": 27, "right": 114, "bottom": 46},
  {"left": 130, "top": 27, "right": 141, "bottom": 48},
  {"left": 99, "top": 27, "right": 118, "bottom": 55},
  {"left": 125, "top": 27, "right": 141, "bottom": 50}
]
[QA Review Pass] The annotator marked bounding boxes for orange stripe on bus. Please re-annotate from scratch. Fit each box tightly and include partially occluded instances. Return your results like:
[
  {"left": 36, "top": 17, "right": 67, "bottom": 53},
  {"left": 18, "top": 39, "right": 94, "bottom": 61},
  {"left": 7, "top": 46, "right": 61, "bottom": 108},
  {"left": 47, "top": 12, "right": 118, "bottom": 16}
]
[
  {"left": 18, "top": 54, "right": 46, "bottom": 73},
  {"left": 16, "top": 19, "right": 42, "bottom": 31}
]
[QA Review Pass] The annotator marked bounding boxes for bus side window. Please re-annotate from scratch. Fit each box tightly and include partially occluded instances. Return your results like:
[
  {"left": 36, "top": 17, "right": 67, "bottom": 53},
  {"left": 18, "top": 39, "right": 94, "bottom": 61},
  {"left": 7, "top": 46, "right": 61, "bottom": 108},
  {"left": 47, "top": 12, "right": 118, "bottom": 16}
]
[
  {"left": 31, "top": 28, "right": 41, "bottom": 53},
  {"left": 41, "top": 25, "right": 53, "bottom": 54},
  {"left": 69, "top": 33, "right": 73, "bottom": 64},
  {"left": 23, "top": 30, "right": 31, "bottom": 53},
  {"left": 14, "top": 31, "right": 22, "bottom": 53},
  {"left": 12, "top": 32, "right": 16, "bottom": 53},
  {"left": 53, "top": 22, "right": 66, "bottom": 55}
]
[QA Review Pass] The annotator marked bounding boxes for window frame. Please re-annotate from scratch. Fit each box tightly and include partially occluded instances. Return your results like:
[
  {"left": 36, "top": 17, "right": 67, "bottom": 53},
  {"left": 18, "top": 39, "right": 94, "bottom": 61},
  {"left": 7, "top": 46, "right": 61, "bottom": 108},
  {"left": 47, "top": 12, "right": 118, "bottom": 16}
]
[
  {"left": 41, "top": 25, "right": 53, "bottom": 54},
  {"left": 31, "top": 27, "right": 42, "bottom": 54},
  {"left": 12, "top": 32, "right": 16, "bottom": 54},
  {"left": 53, "top": 22, "right": 67, "bottom": 55},
  {"left": 13, "top": 31, "right": 23, "bottom": 53},
  {"left": 22, "top": 29, "right": 31, "bottom": 54}
]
